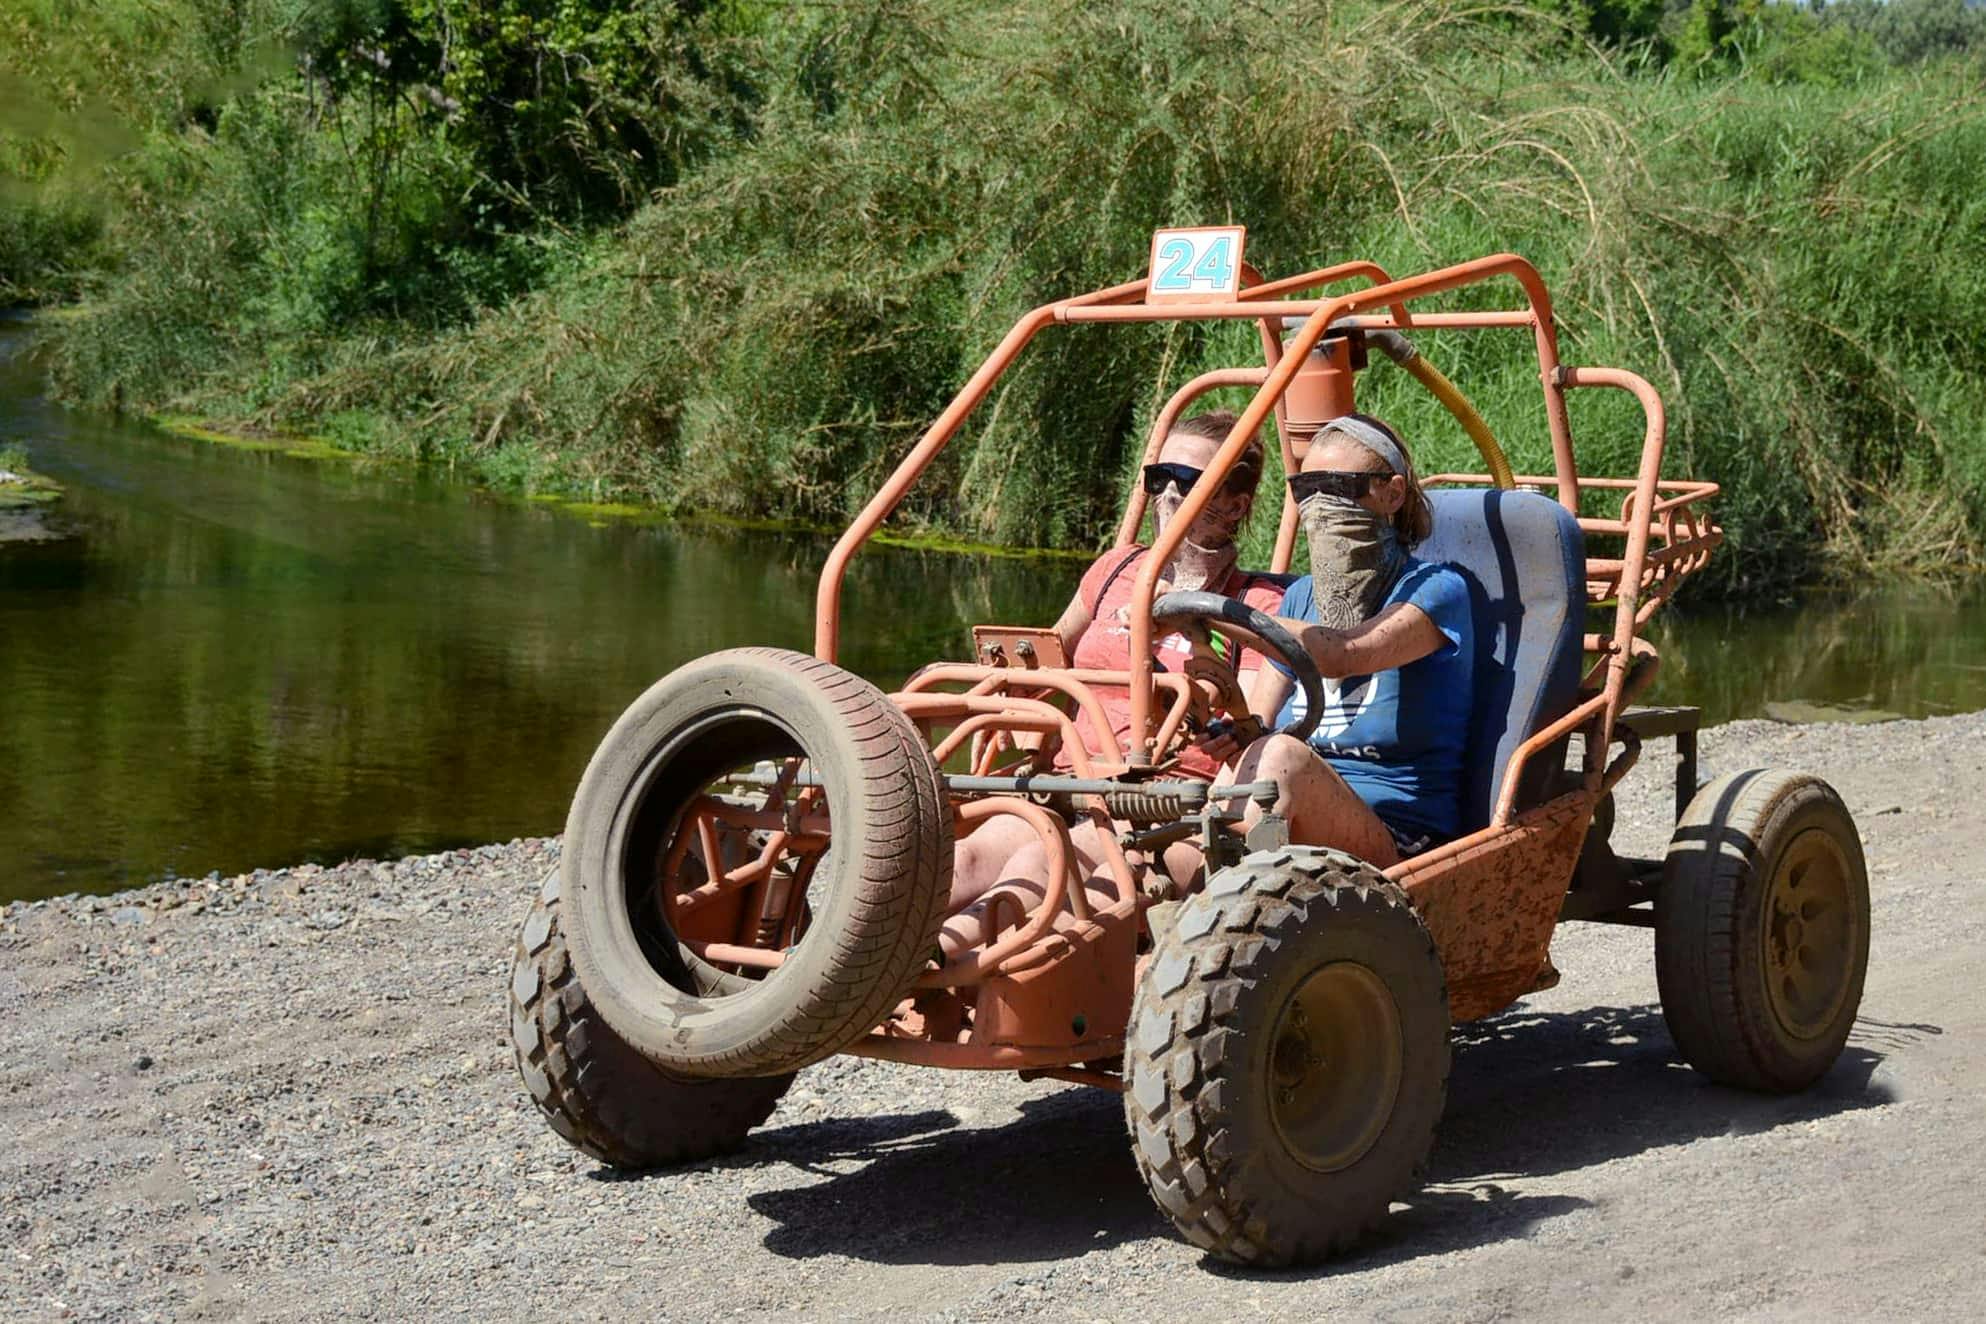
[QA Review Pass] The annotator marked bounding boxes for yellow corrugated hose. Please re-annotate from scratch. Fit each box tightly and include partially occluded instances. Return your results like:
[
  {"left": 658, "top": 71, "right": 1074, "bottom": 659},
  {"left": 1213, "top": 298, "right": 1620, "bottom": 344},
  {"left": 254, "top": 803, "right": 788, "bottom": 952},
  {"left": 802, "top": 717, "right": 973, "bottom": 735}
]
[
  {"left": 1362, "top": 327, "right": 1516, "bottom": 489},
  {"left": 1401, "top": 352, "right": 1515, "bottom": 489}
]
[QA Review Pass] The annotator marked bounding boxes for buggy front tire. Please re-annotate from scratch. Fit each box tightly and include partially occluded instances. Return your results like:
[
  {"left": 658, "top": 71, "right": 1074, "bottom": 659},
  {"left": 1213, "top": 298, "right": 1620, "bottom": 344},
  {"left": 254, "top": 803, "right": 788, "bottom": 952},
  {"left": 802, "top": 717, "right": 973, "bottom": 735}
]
[
  {"left": 1124, "top": 850, "right": 1450, "bottom": 1266},
  {"left": 1655, "top": 770, "right": 1870, "bottom": 1093},
  {"left": 563, "top": 647, "right": 952, "bottom": 1078},
  {"left": 510, "top": 868, "right": 794, "bottom": 1168}
]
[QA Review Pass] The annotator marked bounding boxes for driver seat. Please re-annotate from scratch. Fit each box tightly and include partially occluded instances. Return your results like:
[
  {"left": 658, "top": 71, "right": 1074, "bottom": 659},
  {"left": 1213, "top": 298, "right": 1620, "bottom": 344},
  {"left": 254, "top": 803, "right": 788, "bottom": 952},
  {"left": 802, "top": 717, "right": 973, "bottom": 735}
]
[{"left": 1417, "top": 488, "right": 1586, "bottom": 834}]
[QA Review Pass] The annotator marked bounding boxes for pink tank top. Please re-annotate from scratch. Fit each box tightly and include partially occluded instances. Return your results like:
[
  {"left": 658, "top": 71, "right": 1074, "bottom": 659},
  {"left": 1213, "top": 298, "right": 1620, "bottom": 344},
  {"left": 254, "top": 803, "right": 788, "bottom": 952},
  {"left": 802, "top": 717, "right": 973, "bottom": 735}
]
[{"left": 1065, "top": 547, "right": 1285, "bottom": 779}]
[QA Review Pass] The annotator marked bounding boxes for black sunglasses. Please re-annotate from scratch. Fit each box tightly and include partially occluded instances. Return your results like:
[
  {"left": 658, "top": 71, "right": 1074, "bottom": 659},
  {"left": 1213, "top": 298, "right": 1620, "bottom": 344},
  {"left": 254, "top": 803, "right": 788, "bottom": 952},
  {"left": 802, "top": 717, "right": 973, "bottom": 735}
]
[
  {"left": 1143, "top": 461, "right": 1256, "bottom": 498},
  {"left": 1288, "top": 469, "right": 1383, "bottom": 502},
  {"left": 1141, "top": 461, "right": 1204, "bottom": 496}
]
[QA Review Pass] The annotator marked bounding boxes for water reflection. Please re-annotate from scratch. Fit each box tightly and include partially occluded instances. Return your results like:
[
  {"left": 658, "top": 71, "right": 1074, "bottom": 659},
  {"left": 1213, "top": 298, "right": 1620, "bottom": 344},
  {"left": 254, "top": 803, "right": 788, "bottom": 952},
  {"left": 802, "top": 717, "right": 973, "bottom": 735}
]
[
  {"left": 1642, "top": 588, "right": 1986, "bottom": 726},
  {"left": 0, "top": 336, "right": 1069, "bottom": 897}
]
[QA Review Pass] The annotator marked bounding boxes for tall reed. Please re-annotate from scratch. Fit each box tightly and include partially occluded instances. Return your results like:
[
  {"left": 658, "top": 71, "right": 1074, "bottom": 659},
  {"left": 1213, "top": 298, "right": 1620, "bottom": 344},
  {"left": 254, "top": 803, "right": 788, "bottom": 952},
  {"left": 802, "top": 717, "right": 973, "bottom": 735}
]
[{"left": 17, "top": 0, "right": 1986, "bottom": 597}]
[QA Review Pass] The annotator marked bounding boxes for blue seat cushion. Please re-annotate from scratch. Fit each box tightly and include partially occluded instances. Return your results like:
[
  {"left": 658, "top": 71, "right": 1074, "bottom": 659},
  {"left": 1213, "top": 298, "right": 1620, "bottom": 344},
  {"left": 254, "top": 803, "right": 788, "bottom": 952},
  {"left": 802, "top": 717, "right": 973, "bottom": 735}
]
[{"left": 1416, "top": 489, "right": 1585, "bottom": 832}]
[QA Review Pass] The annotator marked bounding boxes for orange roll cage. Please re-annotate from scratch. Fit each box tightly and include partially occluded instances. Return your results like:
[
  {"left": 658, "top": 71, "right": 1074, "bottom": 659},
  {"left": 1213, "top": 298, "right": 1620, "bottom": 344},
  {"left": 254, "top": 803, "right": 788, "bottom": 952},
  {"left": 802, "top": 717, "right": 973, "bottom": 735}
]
[{"left": 794, "top": 249, "right": 1719, "bottom": 1047}]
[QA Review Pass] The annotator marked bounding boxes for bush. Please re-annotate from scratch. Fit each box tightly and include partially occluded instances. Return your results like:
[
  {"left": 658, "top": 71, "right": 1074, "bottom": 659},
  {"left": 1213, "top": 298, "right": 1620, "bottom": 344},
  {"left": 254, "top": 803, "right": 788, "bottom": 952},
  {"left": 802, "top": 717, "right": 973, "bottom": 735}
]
[{"left": 14, "top": 0, "right": 1986, "bottom": 599}]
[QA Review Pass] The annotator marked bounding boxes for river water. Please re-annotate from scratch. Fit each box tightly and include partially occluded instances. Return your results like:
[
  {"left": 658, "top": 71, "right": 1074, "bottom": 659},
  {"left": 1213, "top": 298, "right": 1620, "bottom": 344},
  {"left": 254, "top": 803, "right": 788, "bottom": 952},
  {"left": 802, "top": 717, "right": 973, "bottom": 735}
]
[{"left": 5, "top": 319, "right": 1983, "bottom": 901}]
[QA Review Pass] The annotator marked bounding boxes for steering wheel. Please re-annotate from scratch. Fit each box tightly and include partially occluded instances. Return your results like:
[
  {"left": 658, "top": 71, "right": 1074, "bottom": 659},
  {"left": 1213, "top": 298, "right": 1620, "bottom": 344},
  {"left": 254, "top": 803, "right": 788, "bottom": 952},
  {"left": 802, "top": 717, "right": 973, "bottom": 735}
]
[{"left": 1150, "top": 590, "right": 1325, "bottom": 744}]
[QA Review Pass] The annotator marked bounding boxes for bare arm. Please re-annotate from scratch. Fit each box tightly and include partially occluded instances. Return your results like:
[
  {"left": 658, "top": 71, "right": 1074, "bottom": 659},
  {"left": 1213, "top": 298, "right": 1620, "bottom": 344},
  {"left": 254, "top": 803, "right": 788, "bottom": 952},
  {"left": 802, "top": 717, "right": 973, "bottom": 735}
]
[
  {"left": 1245, "top": 660, "right": 1294, "bottom": 727},
  {"left": 1192, "top": 651, "right": 1294, "bottom": 769},
  {"left": 1275, "top": 601, "right": 1449, "bottom": 678},
  {"left": 1051, "top": 590, "right": 1092, "bottom": 661}
]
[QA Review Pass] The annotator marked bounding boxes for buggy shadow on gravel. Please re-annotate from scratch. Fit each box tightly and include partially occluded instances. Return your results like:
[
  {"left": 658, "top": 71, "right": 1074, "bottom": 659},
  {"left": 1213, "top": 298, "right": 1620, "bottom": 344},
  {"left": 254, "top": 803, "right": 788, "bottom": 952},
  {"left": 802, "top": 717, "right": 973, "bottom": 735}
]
[
  {"left": 734, "top": 1004, "right": 1901, "bottom": 1271},
  {"left": 746, "top": 1091, "right": 1150, "bottom": 1266},
  {"left": 1432, "top": 1004, "right": 1897, "bottom": 1186}
]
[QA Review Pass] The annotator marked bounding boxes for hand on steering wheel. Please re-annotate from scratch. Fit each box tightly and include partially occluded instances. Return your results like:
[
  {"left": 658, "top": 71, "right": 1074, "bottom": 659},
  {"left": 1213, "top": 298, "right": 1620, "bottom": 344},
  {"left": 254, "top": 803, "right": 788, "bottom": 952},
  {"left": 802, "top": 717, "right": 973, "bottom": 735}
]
[
  {"left": 1175, "top": 637, "right": 1258, "bottom": 737},
  {"left": 1150, "top": 590, "right": 1326, "bottom": 750}
]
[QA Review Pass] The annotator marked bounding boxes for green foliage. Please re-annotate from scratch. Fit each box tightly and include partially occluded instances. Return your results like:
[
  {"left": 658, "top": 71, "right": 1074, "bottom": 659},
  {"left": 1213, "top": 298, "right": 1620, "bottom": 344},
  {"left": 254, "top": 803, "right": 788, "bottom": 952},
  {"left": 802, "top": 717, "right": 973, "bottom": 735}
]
[
  {"left": 10, "top": 0, "right": 1986, "bottom": 601},
  {"left": 1822, "top": 0, "right": 1986, "bottom": 65},
  {"left": 0, "top": 193, "right": 101, "bottom": 303},
  {"left": 290, "top": 0, "right": 762, "bottom": 224},
  {"left": 1674, "top": 0, "right": 1738, "bottom": 69}
]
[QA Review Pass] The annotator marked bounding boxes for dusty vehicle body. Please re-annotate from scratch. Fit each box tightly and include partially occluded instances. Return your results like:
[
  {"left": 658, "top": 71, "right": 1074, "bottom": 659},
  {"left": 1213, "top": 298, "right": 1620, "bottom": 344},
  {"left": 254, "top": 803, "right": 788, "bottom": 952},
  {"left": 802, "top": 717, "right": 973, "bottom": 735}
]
[{"left": 509, "top": 240, "right": 1870, "bottom": 1265}]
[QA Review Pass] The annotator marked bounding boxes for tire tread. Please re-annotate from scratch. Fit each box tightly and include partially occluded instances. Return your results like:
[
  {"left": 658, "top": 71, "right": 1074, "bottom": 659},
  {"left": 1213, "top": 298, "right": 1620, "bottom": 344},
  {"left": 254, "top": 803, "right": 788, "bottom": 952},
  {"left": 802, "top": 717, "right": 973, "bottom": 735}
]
[
  {"left": 1123, "top": 850, "right": 1449, "bottom": 1266},
  {"left": 510, "top": 869, "right": 792, "bottom": 1167},
  {"left": 1655, "top": 769, "right": 1870, "bottom": 1093}
]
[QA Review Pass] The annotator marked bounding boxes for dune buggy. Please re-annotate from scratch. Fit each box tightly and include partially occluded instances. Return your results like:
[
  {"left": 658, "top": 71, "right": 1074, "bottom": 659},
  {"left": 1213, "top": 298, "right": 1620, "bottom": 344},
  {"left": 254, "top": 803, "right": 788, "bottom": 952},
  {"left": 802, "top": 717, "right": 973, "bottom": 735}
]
[{"left": 507, "top": 234, "right": 1870, "bottom": 1266}]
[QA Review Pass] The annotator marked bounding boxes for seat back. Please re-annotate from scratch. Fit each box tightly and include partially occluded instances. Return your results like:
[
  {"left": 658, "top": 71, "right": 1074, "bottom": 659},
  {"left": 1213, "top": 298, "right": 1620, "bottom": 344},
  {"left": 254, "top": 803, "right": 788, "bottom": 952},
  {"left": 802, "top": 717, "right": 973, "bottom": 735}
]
[{"left": 1416, "top": 489, "right": 1585, "bottom": 832}]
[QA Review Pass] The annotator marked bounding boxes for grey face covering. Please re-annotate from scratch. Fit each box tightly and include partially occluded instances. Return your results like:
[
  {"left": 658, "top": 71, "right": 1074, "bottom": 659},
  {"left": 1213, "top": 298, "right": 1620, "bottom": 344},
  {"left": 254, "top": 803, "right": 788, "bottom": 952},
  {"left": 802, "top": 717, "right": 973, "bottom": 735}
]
[
  {"left": 1300, "top": 493, "right": 1405, "bottom": 629},
  {"left": 1298, "top": 415, "right": 1412, "bottom": 629}
]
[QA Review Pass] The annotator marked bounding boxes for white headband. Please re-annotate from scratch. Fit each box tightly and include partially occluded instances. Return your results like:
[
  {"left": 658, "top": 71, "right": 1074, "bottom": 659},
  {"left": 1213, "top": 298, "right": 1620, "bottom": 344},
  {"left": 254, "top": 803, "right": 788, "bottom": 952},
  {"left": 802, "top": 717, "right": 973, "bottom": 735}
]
[{"left": 1319, "top": 415, "right": 1408, "bottom": 476}]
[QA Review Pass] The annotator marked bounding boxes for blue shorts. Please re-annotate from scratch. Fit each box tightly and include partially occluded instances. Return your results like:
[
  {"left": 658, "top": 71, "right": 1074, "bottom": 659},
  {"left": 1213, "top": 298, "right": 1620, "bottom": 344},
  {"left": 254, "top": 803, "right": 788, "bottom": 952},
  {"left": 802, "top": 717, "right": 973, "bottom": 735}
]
[{"left": 1383, "top": 820, "right": 1445, "bottom": 860}]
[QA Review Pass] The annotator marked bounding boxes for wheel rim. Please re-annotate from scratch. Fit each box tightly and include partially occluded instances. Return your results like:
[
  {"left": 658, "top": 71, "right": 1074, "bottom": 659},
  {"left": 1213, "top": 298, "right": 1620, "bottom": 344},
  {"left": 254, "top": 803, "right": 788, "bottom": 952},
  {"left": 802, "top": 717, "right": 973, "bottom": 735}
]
[
  {"left": 619, "top": 709, "right": 830, "bottom": 1000},
  {"left": 1267, "top": 961, "right": 1404, "bottom": 1173},
  {"left": 1760, "top": 826, "right": 1858, "bottom": 1041}
]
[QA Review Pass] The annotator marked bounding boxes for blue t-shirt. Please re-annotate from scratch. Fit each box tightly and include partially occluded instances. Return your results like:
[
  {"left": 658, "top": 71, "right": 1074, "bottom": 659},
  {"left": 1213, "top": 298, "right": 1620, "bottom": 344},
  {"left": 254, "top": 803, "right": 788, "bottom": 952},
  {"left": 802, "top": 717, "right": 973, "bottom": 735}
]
[{"left": 1271, "top": 559, "right": 1474, "bottom": 843}]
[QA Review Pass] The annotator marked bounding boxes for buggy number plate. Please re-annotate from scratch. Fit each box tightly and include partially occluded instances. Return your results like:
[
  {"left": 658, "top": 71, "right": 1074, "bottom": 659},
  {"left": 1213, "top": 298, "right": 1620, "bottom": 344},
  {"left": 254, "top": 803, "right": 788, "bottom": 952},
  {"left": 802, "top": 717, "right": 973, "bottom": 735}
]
[{"left": 1147, "top": 226, "right": 1246, "bottom": 302}]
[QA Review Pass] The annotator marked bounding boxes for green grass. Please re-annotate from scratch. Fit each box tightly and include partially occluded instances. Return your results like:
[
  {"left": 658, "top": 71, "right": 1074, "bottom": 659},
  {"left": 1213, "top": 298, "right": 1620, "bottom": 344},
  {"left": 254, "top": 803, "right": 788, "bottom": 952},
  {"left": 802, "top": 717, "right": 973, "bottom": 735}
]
[{"left": 9, "top": 0, "right": 1986, "bottom": 599}]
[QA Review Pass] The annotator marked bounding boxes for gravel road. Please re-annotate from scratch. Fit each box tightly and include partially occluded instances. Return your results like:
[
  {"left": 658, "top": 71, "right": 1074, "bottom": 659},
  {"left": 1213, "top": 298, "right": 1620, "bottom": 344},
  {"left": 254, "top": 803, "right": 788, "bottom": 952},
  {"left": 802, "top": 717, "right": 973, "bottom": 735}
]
[{"left": 4, "top": 713, "right": 1982, "bottom": 1321}]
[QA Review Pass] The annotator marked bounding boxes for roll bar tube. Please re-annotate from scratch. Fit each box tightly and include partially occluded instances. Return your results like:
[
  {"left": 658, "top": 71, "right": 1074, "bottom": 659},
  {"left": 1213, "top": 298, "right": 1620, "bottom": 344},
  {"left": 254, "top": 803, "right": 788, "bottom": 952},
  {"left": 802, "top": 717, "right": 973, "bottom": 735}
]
[
  {"left": 813, "top": 260, "right": 1413, "bottom": 662},
  {"left": 812, "top": 276, "right": 1150, "bottom": 662},
  {"left": 1113, "top": 367, "right": 1270, "bottom": 549},
  {"left": 813, "top": 252, "right": 1578, "bottom": 772}
]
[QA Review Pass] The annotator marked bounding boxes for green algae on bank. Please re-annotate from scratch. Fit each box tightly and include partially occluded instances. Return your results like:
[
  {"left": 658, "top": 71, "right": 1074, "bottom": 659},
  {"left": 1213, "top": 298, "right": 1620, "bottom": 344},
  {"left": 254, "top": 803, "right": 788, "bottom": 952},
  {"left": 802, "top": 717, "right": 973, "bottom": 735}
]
[
  {"left": 152, "top": 414, "right": 1090, "bottom": 563},
  {"left": 0, "top": 463, "right": 62, "bottom": 510},
  {"left": 152, "top": 414, "right": 368, "bottom": 464},
  {"left": 0, "top": 460, "right": 67, "bottom": 542},
  {"left": 529, "top": 493, "right": 1094, "bottom": 563}
]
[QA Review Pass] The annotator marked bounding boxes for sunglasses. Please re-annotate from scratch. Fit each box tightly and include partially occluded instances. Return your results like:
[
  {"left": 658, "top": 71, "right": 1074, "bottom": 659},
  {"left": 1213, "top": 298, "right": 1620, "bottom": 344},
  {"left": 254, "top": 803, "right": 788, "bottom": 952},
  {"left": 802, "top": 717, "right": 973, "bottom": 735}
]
[
  {"left": 1141, "top": 462, "right": 1204, "bottom": 496},
  {"left": 1288, "top": 469, "right": 1385, "bottom": 503},
  {"left": 1142, "top": 461, "right": 1255, "bottom": 498}
]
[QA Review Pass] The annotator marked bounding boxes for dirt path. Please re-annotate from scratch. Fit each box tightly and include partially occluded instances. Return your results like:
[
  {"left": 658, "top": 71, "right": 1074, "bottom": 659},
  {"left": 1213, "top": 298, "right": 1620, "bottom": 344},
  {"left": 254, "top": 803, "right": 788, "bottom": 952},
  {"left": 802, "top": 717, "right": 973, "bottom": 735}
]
[{"left": 3, "top": 714, "right": 1982, "bottom": 1321}]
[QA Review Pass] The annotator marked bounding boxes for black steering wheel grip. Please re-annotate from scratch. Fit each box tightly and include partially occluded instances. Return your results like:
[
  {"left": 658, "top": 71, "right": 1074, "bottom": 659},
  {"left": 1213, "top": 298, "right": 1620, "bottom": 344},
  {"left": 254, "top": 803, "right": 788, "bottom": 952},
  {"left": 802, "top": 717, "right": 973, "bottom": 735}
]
[{"left": 1149, "top": 589, "right": 1324, "bottom": 744}]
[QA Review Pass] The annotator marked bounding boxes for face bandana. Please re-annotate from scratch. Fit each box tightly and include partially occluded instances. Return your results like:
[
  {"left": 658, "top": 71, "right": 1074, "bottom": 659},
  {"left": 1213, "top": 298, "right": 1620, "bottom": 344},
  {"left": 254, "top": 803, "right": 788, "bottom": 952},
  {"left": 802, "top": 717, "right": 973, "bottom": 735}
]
[
  {"left": 1153, "top": 487, "right": 1239, "bottom": 593},
  {"left": 1299, "top": 492, "right": 1405, "bottom": 630}
]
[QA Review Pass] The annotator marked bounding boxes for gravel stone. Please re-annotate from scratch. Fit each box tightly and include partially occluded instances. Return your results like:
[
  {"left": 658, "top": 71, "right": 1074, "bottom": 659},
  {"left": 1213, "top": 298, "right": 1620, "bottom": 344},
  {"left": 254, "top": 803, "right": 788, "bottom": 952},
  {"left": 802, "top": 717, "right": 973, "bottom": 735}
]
[{"left": 1, "top": 712, "right": 1982, "bottom": 1320}]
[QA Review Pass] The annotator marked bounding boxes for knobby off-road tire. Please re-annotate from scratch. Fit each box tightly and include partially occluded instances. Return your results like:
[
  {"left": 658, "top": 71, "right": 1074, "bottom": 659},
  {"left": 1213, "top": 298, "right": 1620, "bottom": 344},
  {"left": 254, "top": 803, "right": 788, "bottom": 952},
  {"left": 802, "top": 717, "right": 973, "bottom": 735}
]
[
  {"left": 510, "top": 868, "right": 793, "bottom": 1168},
  {"left": 564, "top": 647, "right": 951, "bottom": 1078},
  {"left": 1124, "top": 849, "right": 1450, "bottom": 1266},
  {"left": 1656, "top": 769, "right": 1870, "bottom": 1093}
]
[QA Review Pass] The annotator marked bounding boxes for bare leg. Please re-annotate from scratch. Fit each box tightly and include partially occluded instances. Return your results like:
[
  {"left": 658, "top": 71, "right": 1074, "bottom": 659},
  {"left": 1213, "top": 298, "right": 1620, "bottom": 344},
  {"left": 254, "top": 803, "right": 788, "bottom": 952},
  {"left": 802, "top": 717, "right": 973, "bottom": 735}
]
[
  {"left": 947, "top": 813, "right": 1042, "bottom": 912},
  {"left": 939, "top": 824, "right": 1122, "bottom": 959},
  {"left": 1232, "top": 733, "right": 1400, "bottom": 869}
]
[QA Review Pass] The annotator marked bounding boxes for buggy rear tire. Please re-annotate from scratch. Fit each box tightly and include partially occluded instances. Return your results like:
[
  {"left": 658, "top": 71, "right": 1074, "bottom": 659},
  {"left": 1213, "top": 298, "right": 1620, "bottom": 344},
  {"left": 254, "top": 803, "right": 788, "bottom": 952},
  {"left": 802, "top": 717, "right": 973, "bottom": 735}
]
[
  {"left": 563, "top": 647, "right": 951, "bottom": 1078},
  {"left": 1655, "top": 770, "right": 1870, "bottom": 1093},
  {"left": 1124, "top": 850, "right": 1450, "bottom": 1266},
  {"left": 510, "top": 868, "right": 793, "bottom": 1168}
]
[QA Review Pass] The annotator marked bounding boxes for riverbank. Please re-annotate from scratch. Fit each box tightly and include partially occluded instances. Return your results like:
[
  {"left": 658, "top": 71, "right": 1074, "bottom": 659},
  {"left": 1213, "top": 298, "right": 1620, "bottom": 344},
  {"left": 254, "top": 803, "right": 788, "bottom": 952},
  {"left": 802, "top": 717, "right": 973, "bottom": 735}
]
[
  {"left": 0, "top": 447, "right": 63, "bottom": 542},
  {"left": 150, "top": 409, "right": 1091, "bottom": 560},
  {"left": 4, "top": 711, "right": 1983, "bottom": 1320}
]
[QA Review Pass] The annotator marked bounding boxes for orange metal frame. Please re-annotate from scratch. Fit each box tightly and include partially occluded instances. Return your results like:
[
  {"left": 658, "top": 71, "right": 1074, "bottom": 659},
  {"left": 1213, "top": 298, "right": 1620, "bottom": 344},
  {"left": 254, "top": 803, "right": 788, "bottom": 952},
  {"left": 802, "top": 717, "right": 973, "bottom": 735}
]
[{"left": 770, "top": 251, "right": 1723, "bottom": 1076}]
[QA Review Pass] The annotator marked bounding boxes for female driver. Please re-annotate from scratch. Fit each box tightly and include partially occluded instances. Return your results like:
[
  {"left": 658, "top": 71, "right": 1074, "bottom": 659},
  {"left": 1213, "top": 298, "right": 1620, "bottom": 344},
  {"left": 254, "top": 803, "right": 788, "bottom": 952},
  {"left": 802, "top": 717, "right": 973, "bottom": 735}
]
[{"left": 1223, "top": 412, "right": 1474, "bottom": 866}]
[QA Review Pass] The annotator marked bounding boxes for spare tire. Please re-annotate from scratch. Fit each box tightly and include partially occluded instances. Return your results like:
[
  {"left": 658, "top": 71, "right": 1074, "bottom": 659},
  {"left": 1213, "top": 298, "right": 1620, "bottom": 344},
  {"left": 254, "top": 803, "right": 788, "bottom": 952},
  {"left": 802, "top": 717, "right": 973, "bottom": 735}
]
[{"left": 563, "top": 647, "right": 951, "bottom": 1078}]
